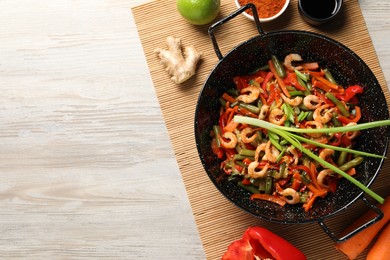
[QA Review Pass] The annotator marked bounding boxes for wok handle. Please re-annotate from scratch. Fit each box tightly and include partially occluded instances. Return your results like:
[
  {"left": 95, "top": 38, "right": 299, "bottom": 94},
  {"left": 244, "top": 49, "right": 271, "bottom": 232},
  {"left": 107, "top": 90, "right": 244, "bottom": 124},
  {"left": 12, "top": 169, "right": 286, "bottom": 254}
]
[
  {"left": 318, "top": 196, "right": 384, "bottom": 242},
  {"left": 208, "top": 3, "right": 264, "bottom": 60}
]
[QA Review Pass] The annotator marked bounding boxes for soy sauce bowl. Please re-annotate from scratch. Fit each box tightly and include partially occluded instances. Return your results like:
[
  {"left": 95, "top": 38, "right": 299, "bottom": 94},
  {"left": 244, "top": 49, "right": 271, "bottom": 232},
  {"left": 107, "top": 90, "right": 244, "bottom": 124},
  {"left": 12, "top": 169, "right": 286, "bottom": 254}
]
[{"left": 298, "top": 0, "right": 343, "bottom": 25}]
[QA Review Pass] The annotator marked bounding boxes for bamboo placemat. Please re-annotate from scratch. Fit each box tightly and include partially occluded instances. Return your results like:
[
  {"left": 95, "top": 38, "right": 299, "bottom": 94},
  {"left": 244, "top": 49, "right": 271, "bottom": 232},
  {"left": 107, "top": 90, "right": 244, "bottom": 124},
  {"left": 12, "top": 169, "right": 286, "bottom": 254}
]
[{"left": 132, "top": 0, "right": 390, "bottom": 259}]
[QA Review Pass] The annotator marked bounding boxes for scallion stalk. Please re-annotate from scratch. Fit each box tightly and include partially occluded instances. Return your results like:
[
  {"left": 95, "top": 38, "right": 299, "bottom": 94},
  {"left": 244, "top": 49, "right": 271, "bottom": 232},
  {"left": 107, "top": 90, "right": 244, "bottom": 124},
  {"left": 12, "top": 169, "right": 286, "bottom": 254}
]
[{"left": 233, "top": 115, "right": 389, "bottom": 204}]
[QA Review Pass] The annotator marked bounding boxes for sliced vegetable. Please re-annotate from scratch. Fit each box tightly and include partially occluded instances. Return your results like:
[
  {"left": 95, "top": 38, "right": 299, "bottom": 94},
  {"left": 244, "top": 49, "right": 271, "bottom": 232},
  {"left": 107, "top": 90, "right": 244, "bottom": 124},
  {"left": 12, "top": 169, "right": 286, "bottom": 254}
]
[
  {"left": 221, "top": 226, "right": 307, "bottom": 260},
  {"left": 271, "top": 55, "right": 287, "bottom": 78},
  {"left": 213, "top": 53, "right": 389, "bottom": 213},
  {"left": 325, "top": 92, "right": 350, "bottom": 117},
  {"left": 323, "top": 68, "right": 337, "bottom": 84},
  {"left": 335, "top": 196, "right": 390, "bottom": 260},
  {"left": 366, "top": 223, "right": 390, "bottom": 260},
  {"left": 250, "top": 193, "right": 286, "bottom": 206},
  {"left": 234, "top": 115, "right": 386, "bottom": 204},
  {"left": 337, "top": 85, "right": 364, "bottom": 102},
  {"left": 269, "top": 59, "right": 290, "bottom": 97}
]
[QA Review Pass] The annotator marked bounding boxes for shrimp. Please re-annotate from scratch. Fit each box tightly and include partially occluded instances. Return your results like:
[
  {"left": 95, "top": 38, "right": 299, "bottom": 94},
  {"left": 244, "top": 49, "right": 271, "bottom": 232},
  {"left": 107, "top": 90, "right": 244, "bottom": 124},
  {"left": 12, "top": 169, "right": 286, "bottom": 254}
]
[
  {"left": 287, "top": 146, "right": 300, "bottom": 165},
  {"left": 236, "top": 85, "right": 260, "bottom": 103},
  {"left": 265, "top": 141, "right": 280, "bottom": 163},
  {"left": 280, "top": 188, "right": 301, "bottom": 205},
  {"left": 303, "top": 95, "right": 323, "bottom": 110},
  {"left": 258, "top": 105, "right": 270, "bottom": 120},
  {"left": 319, "top": 148, "right": 335, "bottom": 161},
  {"left": 319, "top": 148, "right": 335, "bottom": 168},
  {"left": 313, "top": 104, "right": 334, "bottom": 124},
  {"left": 269, "top": 108, "right": 287, "bottom": 126},
  {"left": 283, "top": 53, "right": 303, "bottom": 72},
  {"left": 248, "top": 161, "right": 270, "bottom": 179},
  {"left": 255, "top": 143, "right": 267, "bottom": 162},
  {"left": 317, "top": 169, "right": 334, "bottom": 189},
  {"left": 281, "top": 93, "right": 303, "bottom": 107},
  {"left": 305, "top": 121, "right": 324, "bottom": 138},
  {"left": 218, "top": 132, "right": 237, "bottom": 149},
  {"left": 241, "top": 127, "right": 258, "bottom": 143},
  {"left": 345, "top": 122, "right": 360, "bottom": 140}
]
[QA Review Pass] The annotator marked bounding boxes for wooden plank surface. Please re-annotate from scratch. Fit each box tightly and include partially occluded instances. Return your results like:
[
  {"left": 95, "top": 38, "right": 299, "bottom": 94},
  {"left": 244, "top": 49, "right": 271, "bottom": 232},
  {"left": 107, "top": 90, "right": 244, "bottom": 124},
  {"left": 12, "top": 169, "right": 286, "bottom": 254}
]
[
  {"left": 133, "top": 0, "right": 390, "bottom": 259},
  {"left": 0, "top": 0, "right": 205, "bottom": 259}
]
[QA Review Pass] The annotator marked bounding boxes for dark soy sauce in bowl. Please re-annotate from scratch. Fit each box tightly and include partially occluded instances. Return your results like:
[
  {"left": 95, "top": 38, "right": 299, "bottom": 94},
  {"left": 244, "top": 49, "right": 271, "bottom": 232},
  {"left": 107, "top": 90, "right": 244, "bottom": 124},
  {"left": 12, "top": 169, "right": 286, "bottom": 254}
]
[
  {"left": 298, "top": 0, "right": 343, "bottom": 25},
  {"left": 302, "top": 0, "right": 338, "bottom": 19}
]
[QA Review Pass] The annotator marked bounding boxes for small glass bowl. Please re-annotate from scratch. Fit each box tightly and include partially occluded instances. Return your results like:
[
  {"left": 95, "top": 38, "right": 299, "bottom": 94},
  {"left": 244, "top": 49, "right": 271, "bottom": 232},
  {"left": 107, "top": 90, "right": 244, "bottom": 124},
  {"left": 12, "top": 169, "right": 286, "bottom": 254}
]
[{"left": 234, "top": 0, "right": 290, "bottom": 23}]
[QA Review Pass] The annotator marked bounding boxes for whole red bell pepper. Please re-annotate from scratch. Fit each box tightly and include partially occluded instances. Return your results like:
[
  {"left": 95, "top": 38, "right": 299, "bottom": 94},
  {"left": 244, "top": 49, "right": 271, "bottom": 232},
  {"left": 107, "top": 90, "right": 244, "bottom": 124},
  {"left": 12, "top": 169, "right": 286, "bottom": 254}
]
[{"left": 222, "top": 226, "right": 307, "bottom": 260}]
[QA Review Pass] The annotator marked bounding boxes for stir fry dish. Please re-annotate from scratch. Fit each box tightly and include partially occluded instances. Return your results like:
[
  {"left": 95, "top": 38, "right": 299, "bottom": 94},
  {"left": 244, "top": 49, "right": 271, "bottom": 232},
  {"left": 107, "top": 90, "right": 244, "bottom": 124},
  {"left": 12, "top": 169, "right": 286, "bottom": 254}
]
[{"left": 210, "top": 53, "right": 370, "bottom": 212}]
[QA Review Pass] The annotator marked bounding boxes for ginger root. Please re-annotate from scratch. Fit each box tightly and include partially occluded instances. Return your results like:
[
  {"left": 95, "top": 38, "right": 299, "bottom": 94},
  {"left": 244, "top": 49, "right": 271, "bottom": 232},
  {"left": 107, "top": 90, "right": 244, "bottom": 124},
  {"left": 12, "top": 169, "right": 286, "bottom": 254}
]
[{"left": 154, "top": 36, "right": 202, "bottom": 84}]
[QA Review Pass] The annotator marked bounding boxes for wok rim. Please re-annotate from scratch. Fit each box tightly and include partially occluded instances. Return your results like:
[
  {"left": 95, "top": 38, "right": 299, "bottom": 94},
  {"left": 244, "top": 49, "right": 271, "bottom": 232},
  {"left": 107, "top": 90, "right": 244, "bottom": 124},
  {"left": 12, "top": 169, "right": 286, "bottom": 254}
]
[{"left": 194, "top": 29, "right": 389, "bottom": 224}]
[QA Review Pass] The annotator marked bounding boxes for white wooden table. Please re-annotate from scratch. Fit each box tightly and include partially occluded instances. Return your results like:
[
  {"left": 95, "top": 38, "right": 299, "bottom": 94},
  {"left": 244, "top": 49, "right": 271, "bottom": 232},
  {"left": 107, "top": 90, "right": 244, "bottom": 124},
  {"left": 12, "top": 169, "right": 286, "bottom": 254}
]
[{"left": 0, "top": 0, "right": 387, "bottom": 259}]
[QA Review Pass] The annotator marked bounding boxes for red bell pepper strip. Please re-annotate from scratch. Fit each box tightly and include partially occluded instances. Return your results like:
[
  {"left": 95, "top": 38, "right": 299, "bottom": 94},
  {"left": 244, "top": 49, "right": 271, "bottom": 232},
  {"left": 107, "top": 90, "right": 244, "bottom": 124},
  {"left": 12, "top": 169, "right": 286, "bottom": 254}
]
[
  {"left": 336, "top": 85, "right": 363, "bottom": 102},
  {"left": 337, "top": 109, "right": 361, "bottom": 125},
  {"left": 261, "top": 71, "right": 273, "bottom": 99},
  {"left": 222, "top": 226, "right": 307, "bottom": 260},
  {"left": 328, "top": 132, "right": 342, "bottom": 146},
  {"left": 223, "top": 120, "right": 239, "bottom": 133},
  {"left": 287, "top": 72, "right": 306, "bottom": 91},
  {"left": 241, "top": 178, "right": 251, "bottom": 185}
]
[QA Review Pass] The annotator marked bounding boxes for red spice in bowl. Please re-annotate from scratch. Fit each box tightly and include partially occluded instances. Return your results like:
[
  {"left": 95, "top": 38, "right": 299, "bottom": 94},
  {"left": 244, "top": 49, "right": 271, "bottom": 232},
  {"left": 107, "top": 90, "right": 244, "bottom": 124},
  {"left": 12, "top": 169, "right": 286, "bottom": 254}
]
[{"left": 236, "top": 0, "right": 289, "bottom": 22}]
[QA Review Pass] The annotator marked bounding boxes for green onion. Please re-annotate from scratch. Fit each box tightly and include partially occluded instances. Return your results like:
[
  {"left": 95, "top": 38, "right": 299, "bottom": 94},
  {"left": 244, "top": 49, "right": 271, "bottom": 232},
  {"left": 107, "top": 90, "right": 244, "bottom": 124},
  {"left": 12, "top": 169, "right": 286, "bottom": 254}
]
[
  {"left": 295, "top": 69, "right": 309, "bottom": 82},
  {"left": 271, "top": 55, "right": 286, "bottom": 78},
  {"left": 234, "top": 115, "right": 390, "bottom": 135},
  {"left": 324, "top": 68, "right": 337, "bottom": 85},
  {"left": 339, "top": 157, "right": 364, "bottom": 172},
  {"left": 276, "top": 147, "right": 286, "bottom": 163},
  {"left": 283, "top": 103, "right": 295, "bottom": 123},
  {"left": 213, "top": 125, "right": 222, "bottom": 147},
  {"left": 233, "top": 115, "right": 389, "bottom": 204},
  {"left": 239, "top": 102, "right": 260, "bottom": 114},
  {"left": 239, "top": 149, "right": 256, "bottom": 157},
  {"left": 297, "top": 111, "right": 309, "bottom": 122},
  {"left": 289, "top": 90, "right": 304, "bottom": 96},
  {"left": 265, "top": 176, "right": 273, "bottom": 194},
  {"left": 233, "top": 154, "right": 255, "bottom": 161},
  {"left": 325, "top": 92, "right": 350, "bottom": 117},
  {"left": 248, "top": 79, "right": 260, "bottom": 88},
  {"left": 268, "top": 131, "right": 282, "bottom": 151},
  {"left": 289, "top": 132, "right": 385, "bottom": 159}
]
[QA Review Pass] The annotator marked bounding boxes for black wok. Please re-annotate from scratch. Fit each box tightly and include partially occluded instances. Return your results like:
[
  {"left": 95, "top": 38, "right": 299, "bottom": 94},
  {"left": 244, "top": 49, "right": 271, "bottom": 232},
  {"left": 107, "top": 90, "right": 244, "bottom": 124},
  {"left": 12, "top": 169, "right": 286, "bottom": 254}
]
[{"left": 194, "top": 4, "right": 389, "bottom": 241}]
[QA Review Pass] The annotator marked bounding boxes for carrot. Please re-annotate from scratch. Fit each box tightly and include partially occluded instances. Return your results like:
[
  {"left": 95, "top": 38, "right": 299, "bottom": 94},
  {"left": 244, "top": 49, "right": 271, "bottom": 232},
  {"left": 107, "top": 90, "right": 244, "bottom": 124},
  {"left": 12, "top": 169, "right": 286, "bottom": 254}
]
[
  {"left": 335, "top": 196, "right": 390, "bottom": 259},
  {"left": 268, "top": 60, "right": 290, "bottom": 97},
  {"left": 222, "top": 92, "right": 236, "bottom": 104},
  {"left": 366, "top": 223, "right": 390, "bottom": 260},
  {"left": 314, "top": 75, "right": 341, "bottom": 90},
  {"left": 250, "top": 193, "right": 286, "bottom": 207},
  {"left": 303, "top": 183, "right": 328, "bottom": 212},
  {"left": 350, "top": 106, "right": 361, "bottom": 123},
  {"left": 346, "top": 167, "right": 356, "bottom": 176}
]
